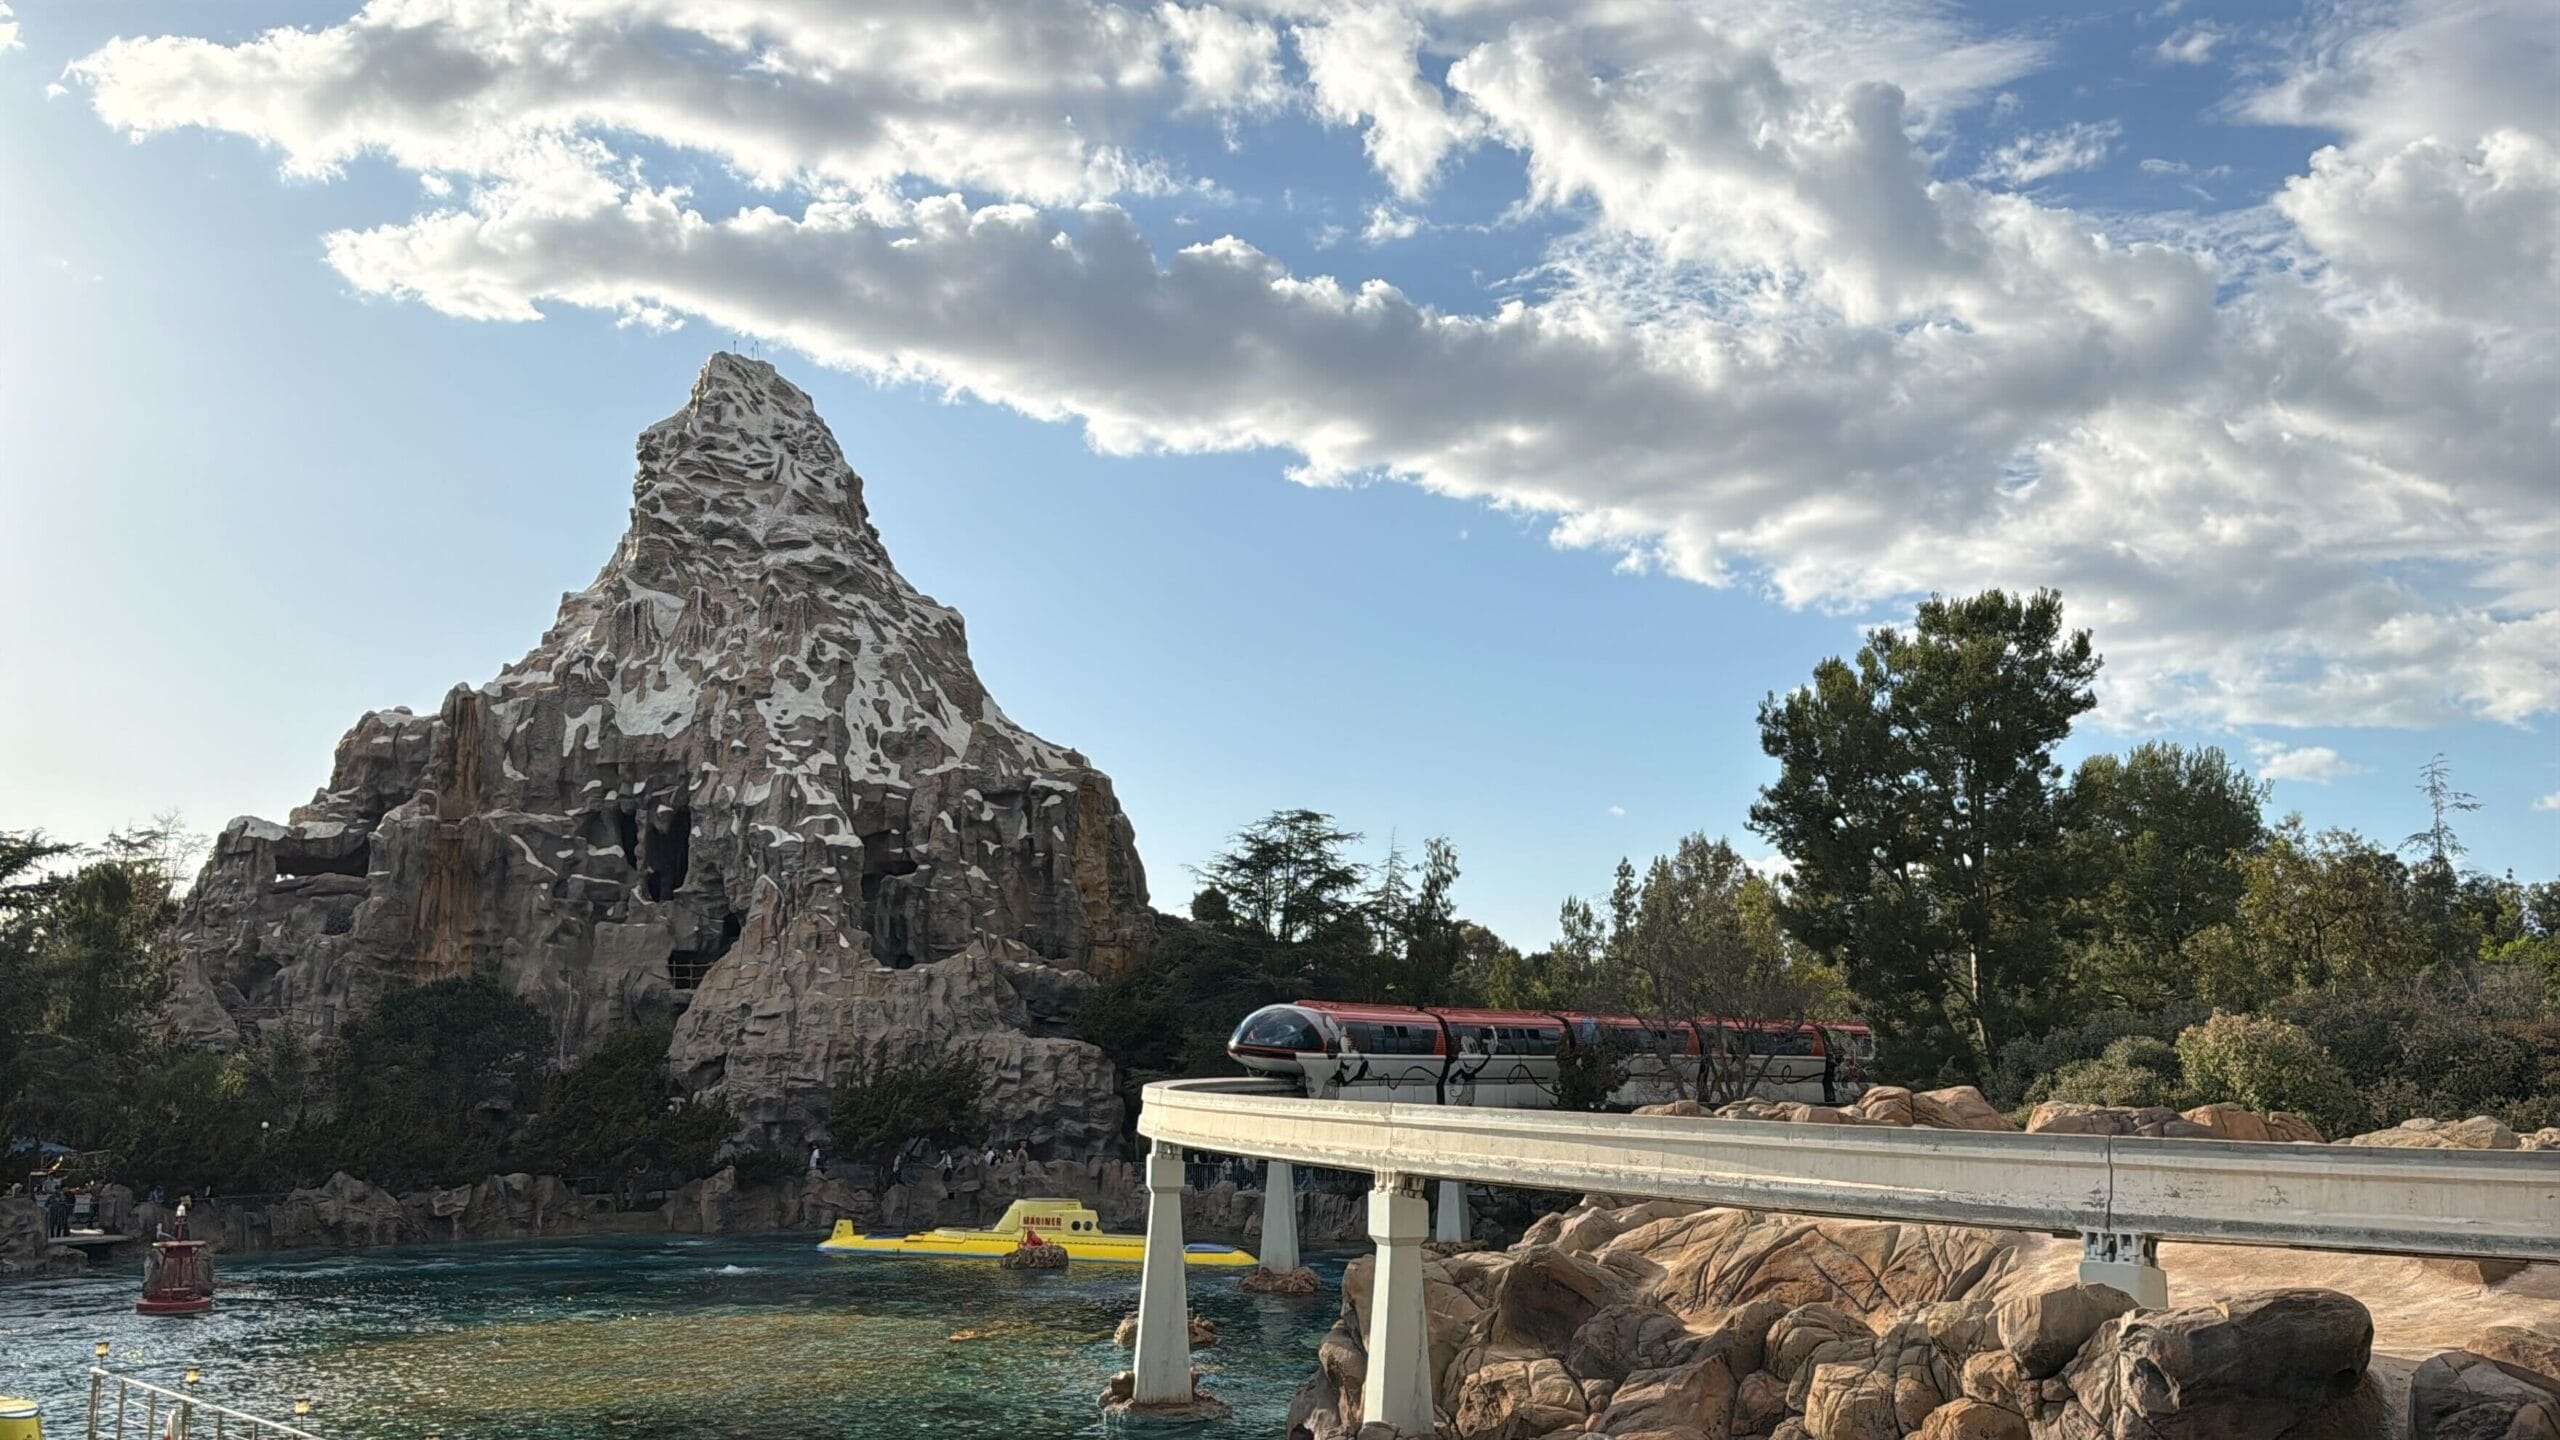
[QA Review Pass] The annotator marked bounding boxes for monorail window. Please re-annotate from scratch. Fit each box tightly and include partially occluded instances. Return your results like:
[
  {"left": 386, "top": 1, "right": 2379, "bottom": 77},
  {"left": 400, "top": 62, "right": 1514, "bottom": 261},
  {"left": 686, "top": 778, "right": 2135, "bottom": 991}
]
[
  {"left": 1234, "top": 1007, "right": 1323, "bottom": 1052},
  {"left": 1743, "top": 1030, "right": 1817, "bottom": 1057},
  {"left": 1497, "top": 1026, "right": 1562, "bottom": 1056},
  {"left": 1346, "top": 1022, "right": 1436, "bottom": 1055}
]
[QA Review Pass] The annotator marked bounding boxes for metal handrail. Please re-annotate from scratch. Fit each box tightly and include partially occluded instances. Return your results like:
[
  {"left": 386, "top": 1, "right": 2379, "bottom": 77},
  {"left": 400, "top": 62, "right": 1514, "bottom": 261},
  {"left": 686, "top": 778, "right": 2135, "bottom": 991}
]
[{"left": 86, "top": 1370, "right": 324, "bottom": 1440}]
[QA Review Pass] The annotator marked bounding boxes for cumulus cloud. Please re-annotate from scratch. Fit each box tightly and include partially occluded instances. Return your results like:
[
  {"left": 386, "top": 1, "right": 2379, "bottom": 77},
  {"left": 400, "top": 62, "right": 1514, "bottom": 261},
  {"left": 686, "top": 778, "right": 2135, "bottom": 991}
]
[
  {"left": 64, "top": 0, "right": 2560, "bottom": 731},
  {"left": 1979, "top": 120, "right": 2122, "bottom": 185},
  {"left": 2534, "top": 791, "right": 2560, "bottom": 812},
  {"left": 69, "top": 0, "right": 1284, "bottom": 204},
  {"left": 2250, "top": 743, "right": 2366, "bottom": 785},
  {"left": 0, "top": 2, "right": 18, "bottom": 52},
  {"left": 2155, "top": 26, "right": 2222, "bottom": 64}
]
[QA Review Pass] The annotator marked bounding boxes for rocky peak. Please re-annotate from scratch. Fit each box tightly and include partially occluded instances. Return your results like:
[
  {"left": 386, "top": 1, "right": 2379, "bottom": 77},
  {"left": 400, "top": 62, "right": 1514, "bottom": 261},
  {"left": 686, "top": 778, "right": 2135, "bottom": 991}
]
[{"left": 169, "top": 353, "right": 1149, "bottom": 1153}]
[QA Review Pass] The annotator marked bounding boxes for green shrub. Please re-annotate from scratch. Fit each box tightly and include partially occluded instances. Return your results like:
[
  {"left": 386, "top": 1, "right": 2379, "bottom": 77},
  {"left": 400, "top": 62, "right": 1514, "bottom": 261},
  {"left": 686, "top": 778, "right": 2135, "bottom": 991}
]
[
  {"left": 2042, "top": 1035, "right": 2188, "bottom": 1109},
  {"left": 517, "top": 1023, "right": 734, "bottom": 1183},
  {"left": 1994, "top": 1004, "right": 2207, "bottom": 1108},
  {"left": 2271, "top": 982, "right": 2545, "bottom": 1128},
  {"left": 2174, "top": 1012, "right": 2369, "bottom": 1138},
  {"left": 825, "top": 1038, "right": 985, "bottom": 1174}
]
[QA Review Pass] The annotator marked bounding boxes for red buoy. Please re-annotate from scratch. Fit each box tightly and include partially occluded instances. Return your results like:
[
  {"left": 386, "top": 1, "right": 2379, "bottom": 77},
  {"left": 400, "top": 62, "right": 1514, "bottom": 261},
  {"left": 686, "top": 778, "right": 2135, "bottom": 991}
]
[{"left": 137, "top": 1206, "right": 214, "bottom": 1316}]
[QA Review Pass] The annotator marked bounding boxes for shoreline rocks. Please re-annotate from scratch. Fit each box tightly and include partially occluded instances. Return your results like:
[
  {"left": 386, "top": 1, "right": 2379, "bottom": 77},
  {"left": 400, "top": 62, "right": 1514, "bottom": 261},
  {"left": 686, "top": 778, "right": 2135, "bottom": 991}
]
[{"left": 1285, "top": 1195, "right": 2559, "bottom": 1440}]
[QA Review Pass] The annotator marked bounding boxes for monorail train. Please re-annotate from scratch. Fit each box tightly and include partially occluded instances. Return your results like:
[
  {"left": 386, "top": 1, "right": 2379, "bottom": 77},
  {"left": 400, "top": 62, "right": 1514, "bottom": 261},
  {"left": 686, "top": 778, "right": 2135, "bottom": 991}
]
[{"left": 1227, "top": 1001, "right": 1876, "bottom": 1109}]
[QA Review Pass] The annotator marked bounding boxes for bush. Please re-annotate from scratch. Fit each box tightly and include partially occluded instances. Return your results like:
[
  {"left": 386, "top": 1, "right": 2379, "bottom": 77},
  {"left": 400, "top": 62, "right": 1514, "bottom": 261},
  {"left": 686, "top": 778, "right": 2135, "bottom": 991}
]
[
  {"left": 727, "top": 1145, "right": 805, "bottom": 1190},
  {"left": 1992, "top": 1003, "right": 2208, "bottom": 1108},
  {"left": 2041, "top": 1035, "right": 2187, "bottom": 1109},
  {"left": 2271, "top": 982, "right": 2544, "bottom": 1129},
  {"left": 518, "top": 1023, "right": 734, "bottom": 1183},
  {"left": 825, "top": 1038, "right": 985, "bottom": 1174},
  {"left": 310, "top": 977, "right": 551, "bottom": 1191},
  {"left": 2173, "top": 1012, "right": 2369, "bottom": 1138}
]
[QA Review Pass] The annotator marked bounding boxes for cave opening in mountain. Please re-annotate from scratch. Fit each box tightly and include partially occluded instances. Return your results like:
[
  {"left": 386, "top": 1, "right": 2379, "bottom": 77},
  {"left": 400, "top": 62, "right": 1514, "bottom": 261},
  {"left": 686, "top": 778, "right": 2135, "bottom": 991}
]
[
  {"left": 644, "top": 807, "right": 691, "bottom": 902},
  {"left": 611, "top": 806, "right": 640, "bottom": 869},
  {"left": 860, "top": 853, "right": 921, "bottom": 970},
  {"left": 273, "top": 841, "right": 370, "bottom": 880},
  {"left": 668, "top": 907, "right": 744, "bottom": 992}
]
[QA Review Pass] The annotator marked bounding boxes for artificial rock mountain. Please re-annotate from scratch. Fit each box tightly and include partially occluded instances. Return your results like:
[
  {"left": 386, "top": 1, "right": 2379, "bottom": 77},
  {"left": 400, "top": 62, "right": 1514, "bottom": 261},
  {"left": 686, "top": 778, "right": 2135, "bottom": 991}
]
[{"left": 170, "top": 354, "right": 1150, "bottom": 1153}]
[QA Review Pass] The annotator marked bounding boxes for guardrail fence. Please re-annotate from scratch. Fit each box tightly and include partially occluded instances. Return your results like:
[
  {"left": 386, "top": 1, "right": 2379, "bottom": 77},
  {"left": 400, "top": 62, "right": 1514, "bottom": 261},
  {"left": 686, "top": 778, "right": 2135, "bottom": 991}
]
[{"left": 85, "top": 1370, "right": 323, "bottom": 1440}]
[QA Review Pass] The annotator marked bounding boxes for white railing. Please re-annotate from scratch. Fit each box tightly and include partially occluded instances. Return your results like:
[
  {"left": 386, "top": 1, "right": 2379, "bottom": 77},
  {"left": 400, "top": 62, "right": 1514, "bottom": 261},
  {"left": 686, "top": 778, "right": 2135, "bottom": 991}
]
[
  {"left": 85, "top": 1371, "right": 324, "bottom": 1440},
  {"left": 1137, "top": 1076, "right": 2560, "bottom": 1261}
]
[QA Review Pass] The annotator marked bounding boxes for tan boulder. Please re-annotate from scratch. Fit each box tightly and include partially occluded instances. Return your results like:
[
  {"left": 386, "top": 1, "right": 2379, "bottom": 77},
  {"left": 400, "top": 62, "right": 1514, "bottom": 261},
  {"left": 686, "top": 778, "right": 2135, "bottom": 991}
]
[
  {"left": 1766, "top": 1304, "right": 1875, "bottom": 1381},
  {"left": 2523, "top": 1128, "right": 2560, "bottom": 1152},
  {"left": 1451, "top": 1356, "right": 1588, "bottom": 1440},
  {"left": 2178, "top": 1102, "right": 2323, "bottom": 1143},
  {"left": 1913, "top": 1398, "right": 2030, "bottom": 1440},
  {"left": 1911, "top": 1087, "right": 2018, "bottom": 1132},
  {"left": 1801, "top": 1363, "right": 1900, "bottom": 1440},
  {"left": 1961, "top": 1350, "right": 2035, "bottom": 1416},
  {"left": 1995, "top": 1285, "right": 2136, "bottom": 1379},
  {"left": 1733, "top": 1369, "right": 1791, "bottom": 1434},
  {"left": 1486, "top": 1246, "right": 1635, "bottom": 1353},
  {"left": 1852, "top": 1087, "right": 1916, "bottom": 1127},
  {"left": 2343, "top": 1116, "right": 2521, "bottom": 1149},
  {"left": 2023, "top": 1103, "right": 2211, "bottom": 1139},
  {"left": 1555, "top": 1199, "right": 1705, "bottom": 1257},
  {"left": 1241, "top": 1264, "right": 1321, "bottom": 1295},
  {"left": 1638, "top": 1099, "right": 1715, "bottom": 1118},
  {"left": 1649, "top": 1212, "right": 2020, "bottom": 1328},
  {"left": 2474, "top": 1326, "right": 2560, "bottom": 1388},
  {"left": 2406, "top": 1349, "right": 2560, "bottom": 1440},
  {"left": 2037, "top": 1288, "right": 2384, "bottom": 1440},
  {"left": 1567, "top": 1304, "right": 1706, "bottom": 1383},
  {"left": 1587, "top": 1358, "right": 1738, "bottom": 1440}
]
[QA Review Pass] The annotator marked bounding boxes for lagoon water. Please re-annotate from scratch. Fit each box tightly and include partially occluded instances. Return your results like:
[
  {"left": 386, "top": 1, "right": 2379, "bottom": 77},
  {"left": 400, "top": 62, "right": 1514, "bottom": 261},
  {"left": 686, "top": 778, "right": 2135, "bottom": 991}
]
[{"left": 0, "top": 1235, "right": 1343, "bottom": 1437}]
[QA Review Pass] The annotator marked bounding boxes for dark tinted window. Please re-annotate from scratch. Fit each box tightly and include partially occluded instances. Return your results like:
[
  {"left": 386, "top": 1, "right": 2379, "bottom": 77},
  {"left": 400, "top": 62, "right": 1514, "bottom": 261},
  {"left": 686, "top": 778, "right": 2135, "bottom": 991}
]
[
  {"left": 1346, "top": 1022, "right": 1438, "bottom": 1055},
  {"left": 1234, "top": 1007, "right": 1321, "bottom": 1052}
]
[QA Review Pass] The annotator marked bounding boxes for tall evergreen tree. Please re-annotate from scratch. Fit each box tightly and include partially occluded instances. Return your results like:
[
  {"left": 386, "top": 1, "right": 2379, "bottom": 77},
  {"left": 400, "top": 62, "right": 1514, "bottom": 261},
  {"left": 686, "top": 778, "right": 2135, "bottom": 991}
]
[
  {"left": 2063, "top": 743, "right": 2267, "bottom": 1009},
  {"left": 1750, "top": 589, "right": 2100, "bottom": 1083}
]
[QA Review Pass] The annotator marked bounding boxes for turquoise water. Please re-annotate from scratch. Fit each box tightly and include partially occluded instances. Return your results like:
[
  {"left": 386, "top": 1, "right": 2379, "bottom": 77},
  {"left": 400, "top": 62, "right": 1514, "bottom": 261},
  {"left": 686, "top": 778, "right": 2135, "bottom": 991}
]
[{"left": 0, "top": 1235, "right": 1344, "bottom": 1437}]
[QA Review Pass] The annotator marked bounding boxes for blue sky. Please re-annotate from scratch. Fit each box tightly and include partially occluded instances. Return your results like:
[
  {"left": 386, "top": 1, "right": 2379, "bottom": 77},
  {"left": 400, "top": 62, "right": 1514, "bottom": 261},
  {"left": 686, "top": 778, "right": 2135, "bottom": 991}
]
[{"left": 1, "top": 0, "right": 2553, "bottom": 947}]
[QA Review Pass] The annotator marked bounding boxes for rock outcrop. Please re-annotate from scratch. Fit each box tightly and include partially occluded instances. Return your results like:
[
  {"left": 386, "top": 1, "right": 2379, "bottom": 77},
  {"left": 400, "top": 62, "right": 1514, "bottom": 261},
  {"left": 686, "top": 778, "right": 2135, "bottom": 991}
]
[
  {"left": 2344, "top": 1116, "right": 2522, "bottom": 1150},
  {"left": 0, "top": 1198, "right": 82, "bottom": 1276},
  {"left": 1289, "top": 1195, "right": 2550, "bottom": 1440},
  {"left": 167, "top": 354, "right": 1149, "bottom": 1150}
]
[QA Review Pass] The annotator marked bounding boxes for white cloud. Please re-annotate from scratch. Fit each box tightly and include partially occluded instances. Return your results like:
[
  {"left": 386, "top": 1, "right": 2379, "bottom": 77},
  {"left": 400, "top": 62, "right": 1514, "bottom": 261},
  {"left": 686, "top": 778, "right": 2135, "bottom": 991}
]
[
  {"left": 64, "top": 0, "right": 2560, "bottom": 731},
  {"left": 69, "top": 0, "right": 1259, "bottom": 206},
  {"left": 2155, "top": 26, "right": 2222, "bottom": 64},
  {"left": 2250, "top": 743, "right": 2366, "bottom": 785},
  {"left": 1979, "top": 120, "right": 2122, "bottom": 185},
  {"left": 0, "top": 3, "right": 19, "bottom": 53},
  {"left": 1294, "top": 5, "right": 1481, "bottom": 197},
  {"left": 1361, "top": 202, "right": 1423, "bottom": 244},
  {"left": 2533, "top": 791, "right": 2560, "bottom": 812},
  {"left": 1606, "top": 804, "right": 1626, "bottom": 818}
]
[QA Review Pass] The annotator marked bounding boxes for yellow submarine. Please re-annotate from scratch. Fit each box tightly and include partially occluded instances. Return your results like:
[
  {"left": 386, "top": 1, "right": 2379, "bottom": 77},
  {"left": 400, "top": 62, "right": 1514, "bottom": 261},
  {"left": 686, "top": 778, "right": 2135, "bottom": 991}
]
[{"left": 819, "top": 1198, "right": 1256, "bottom": 1267}]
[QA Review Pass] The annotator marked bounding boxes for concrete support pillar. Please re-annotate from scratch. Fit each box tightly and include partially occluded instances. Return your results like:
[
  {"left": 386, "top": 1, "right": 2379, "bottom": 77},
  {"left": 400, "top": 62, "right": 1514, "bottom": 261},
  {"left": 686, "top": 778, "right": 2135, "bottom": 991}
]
[
  {"left": 1362, "top": 1173, "right": 1435, "bottom": 1435},
  {"left": 2079, "top": 1229, "right": 2168, "bottom": 1309},
  {"left": 1132, "top": 1140, "right": 1194, "bottom": 1404},
  {"left": 1261, "top": 1159, "right": 1301, "bottom": 1272},
  {"left": 1434, "top": 1178, "right": 1468, "bottom": 1244}
]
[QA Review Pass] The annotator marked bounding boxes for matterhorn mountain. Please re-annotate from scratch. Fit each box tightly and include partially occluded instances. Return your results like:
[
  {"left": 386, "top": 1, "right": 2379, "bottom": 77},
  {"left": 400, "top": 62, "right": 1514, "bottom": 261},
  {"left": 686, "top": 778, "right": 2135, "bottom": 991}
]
[{"left": 171, "top": 354, "right": 1150, "bottom": 1153}]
